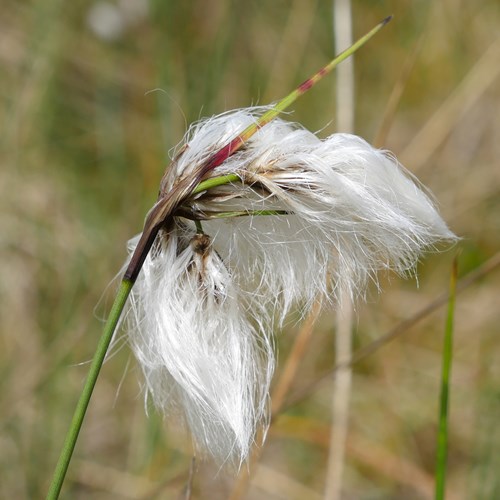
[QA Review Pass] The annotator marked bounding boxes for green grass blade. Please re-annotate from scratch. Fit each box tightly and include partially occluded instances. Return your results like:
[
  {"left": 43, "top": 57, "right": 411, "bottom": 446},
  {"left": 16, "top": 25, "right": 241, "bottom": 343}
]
[
  {"left": 209, "top": 16, "right": 392, "bottom": 164},
  {"left": 435, "top": 257, "right": 458, "bottom": 500}
]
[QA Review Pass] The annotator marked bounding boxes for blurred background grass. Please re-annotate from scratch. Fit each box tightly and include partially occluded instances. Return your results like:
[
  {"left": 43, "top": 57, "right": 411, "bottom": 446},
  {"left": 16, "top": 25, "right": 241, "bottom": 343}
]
[{"left": 1, "top": 0, "right": 499, "bottom": 498}]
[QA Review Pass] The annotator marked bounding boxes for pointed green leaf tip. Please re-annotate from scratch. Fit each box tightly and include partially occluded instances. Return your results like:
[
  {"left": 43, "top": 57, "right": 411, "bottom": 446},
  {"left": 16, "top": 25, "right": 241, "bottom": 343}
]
[
  {"left": 382, "top": 15, "right": 393, "bottom": 26},
  {"left": 234, "top": 15, "right": 393, "bottom": 151}
]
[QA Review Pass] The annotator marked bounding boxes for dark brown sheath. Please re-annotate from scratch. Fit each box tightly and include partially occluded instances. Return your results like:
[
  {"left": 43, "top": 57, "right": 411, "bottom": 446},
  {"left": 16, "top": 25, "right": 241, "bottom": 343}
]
[{"left": 123, "top": 134, "right": 246, "bottom": 282}]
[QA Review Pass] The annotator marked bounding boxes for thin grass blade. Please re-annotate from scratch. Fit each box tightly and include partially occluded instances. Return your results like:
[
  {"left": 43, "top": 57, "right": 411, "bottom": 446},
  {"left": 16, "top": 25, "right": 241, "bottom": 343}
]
[{"left": 435, "top": 257, "right": 458, "bottom": 500}]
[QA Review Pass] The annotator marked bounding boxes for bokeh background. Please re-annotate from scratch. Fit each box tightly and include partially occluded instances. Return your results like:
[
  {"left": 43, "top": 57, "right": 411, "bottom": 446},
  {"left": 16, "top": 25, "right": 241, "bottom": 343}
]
[{"left": 1, "top": 0, "right": 499, "bottom": 498}]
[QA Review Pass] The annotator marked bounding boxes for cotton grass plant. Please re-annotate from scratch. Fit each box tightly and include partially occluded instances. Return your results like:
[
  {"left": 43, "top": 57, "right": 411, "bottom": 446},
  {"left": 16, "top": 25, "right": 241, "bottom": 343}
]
[{"left": 47, "top": 16, "right": 457, "bottom": 498}]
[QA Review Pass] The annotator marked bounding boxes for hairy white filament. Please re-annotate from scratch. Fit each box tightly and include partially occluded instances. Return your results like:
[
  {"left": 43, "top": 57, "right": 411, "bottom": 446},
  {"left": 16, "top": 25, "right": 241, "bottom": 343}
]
[
  {"left": 126, "top": 223, "right": 273, "bottom": 466},
  {"left": 182, "top": 108, "right": 455, "bottom": 314},
  {"left": 124, "top": 106, "right": 456, "bottom": 466}
]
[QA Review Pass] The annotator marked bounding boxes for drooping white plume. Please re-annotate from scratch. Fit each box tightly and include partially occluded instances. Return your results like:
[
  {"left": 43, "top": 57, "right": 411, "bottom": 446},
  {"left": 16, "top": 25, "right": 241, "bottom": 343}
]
[
  {"left": 176, "top": 107, "right": 455, "bottom": 317},
  {"left": 125, "top": 222, "right": 273, "bottom": 466},
  {"left": 124, "top": 106, "right": 456, "bottom": 466}
]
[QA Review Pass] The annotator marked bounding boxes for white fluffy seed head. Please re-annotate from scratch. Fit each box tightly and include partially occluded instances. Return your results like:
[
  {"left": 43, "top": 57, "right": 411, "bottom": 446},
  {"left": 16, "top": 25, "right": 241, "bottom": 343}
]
[
  {"left": 181, "top": 108, "right": 456, "bottom": 313},
  {"left": 124, "top": 106, "right": 456, "bottom": 467},
  {"left": 125, "top": 221, "right": 274, "bottom": 466}
]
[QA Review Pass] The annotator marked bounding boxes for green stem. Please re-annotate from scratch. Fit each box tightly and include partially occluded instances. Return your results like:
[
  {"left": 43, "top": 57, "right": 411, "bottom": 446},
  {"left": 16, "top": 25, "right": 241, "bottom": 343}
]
[
  {"left": 434, "top": 258, "right": 458, "bottom": 500},
  {"left": 192, "top": 173, "right": 241, "bottom": 194},
  {"left": 46, "top": 279, "right": 134, "bottom": 500},
  {"left": 237, "top": 15, "right": 392, "bottom": 138},
  {"left": 198, "top": 209, "right": 290, "bottom": 219},
  {"left": 194, "top": 219, "right": 204, "bottom": 233}
]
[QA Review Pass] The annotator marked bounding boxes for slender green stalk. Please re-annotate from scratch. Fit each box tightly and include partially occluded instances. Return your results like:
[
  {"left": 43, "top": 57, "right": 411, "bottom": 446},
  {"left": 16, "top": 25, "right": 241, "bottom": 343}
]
[
  {"left": 212, "top": 210, "right": 288, "bottom": 218},
  {"left": 435, "top": 258, "right": 458, "bottom": 500},
  {"left": 234, "top": 15, "right": 392, "bottom": 142},
  {"left": 194, "top": 219, "right": 204, "bottom": 233},
  {"left": 46, "top": 279, "right": 134, "bottom": 500},
  {"left": 194, "top": 209, "right": 290, "bottom": 220},
  {"left": 192, "top": 173, "right": 241, "bottom": 194}
]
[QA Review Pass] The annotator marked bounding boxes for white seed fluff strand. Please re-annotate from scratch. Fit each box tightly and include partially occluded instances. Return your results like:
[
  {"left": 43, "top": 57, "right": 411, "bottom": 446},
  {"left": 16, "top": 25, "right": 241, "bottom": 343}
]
[{"left": 126, "top": 224, "right": 274, "bottom": 466}]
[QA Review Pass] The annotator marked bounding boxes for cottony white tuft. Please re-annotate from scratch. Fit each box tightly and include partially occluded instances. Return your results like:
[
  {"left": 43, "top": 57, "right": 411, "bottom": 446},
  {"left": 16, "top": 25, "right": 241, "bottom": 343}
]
[
  {"left": 124, "top": 106, "right": 456, "bottom": 466},
  {"left": 126, "top": 221, "right": 273, "bottom": 466}
]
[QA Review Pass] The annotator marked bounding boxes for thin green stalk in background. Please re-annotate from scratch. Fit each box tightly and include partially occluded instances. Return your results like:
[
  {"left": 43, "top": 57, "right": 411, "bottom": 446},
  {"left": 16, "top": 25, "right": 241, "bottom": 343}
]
[
  {"left": 46, "top": 18, "right": 391, "bottom": 499},
  {"left": 435, "top": 257, "right": 458, "bottom": 500}
]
